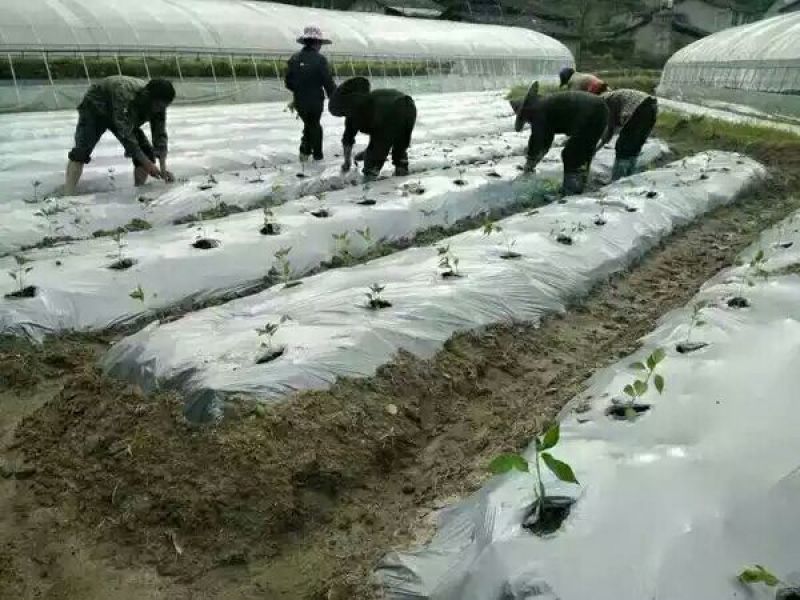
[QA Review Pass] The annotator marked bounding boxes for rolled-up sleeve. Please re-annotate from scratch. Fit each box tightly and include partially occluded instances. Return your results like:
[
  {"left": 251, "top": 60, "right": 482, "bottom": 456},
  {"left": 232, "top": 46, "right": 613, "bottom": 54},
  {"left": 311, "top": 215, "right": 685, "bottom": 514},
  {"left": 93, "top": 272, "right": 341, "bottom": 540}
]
[{"left": 150, "top": 111, "right": 168, "bottom": 158}]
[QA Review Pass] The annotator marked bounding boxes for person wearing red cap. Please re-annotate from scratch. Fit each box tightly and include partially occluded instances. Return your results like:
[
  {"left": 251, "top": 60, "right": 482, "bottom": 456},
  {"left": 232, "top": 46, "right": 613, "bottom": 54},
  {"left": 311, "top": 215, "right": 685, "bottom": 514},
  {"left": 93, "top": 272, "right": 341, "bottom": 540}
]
[{"left": 285, "top": 26, "right": 336, "bottom": 163}]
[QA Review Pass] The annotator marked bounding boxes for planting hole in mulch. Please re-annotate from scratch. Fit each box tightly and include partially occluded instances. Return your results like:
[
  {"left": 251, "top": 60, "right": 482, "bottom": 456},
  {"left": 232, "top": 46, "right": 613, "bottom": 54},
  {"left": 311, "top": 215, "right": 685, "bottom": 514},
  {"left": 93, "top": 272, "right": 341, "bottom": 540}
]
[
  {"left": 108, "top": 258, "right": 136, "bottom": 271},
  {"left": 356, "top": 198, "right": 377, "bottom": 206},
  {"left": 776, "top": 241, "right": 794, "bottom": 249},
  {"left": 728, "top": 296, "right": 750, "bottom": 309},
  {"left": 198, "top": 183, "right": 214, "bottom": 191},
  {"left": 441, "top": 271, "right": 463, "bottom": 279},
  {"left": 284, "top": 281, "right": 303, "bottom": 289},
  {"left": 606, "top": 402, "right": 651, "bottom": 420},
  {"left": 255, "top": 347, "right": 285, "bottom": 365},
  {"left": 192, "top": 238, "right": 220, "bottom": 250},
  {"left": 296, "top": 172, "right": 307, "bottom": 179},
  {"left": 500, "top": 252, "right": 522, "bottom": 260},
  {"left": 699, "top": 173, "right": 709, "bottom": 180},
  {"left": 486, "top": 171, "right": 502, "bottom": 178},
  {"left": 453, "top": 179, "right": 467, "bottom": 186},
  {"left": 676, "top": 341, "right": 709, "bottom": 354},
  {"left": 522, "top": 496, "right": 575, "bottom": 536},
  {"left": 625, "top": 206, "right": 638, "bottom": 213},
  {"left": 247, "top": 178, "right": 264, "bottom": 184},
  {"left": 594, "top": 218, "right": 607, "bottom": 226},
  {"left": 260, "top": 224, "right": 280, "bottom": 235},
  {"left": 646, "top": 191, "right": 658, "bottom": 199},
  {"left": 4, "top": 286, "right": 37, "bottom": 299},
  {"left": 366, "top": 299, "right": 392, "bottom": 310},
  {"left": 311, "top": 208, "right": 330, "bottom": 218},
  {"left": 556, "top": 235, "right": 573, "bottom": 246}
]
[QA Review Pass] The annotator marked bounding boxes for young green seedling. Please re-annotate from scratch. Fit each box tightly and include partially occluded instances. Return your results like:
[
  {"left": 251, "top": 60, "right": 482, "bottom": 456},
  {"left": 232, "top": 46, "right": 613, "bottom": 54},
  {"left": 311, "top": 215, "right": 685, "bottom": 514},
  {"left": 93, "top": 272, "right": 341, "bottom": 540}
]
[
  {"left": 332, "top": 231, "right": 352, "bottom": 263},
  {"left": 738, "top": 565, "right": 780, "bottom": 588},
  {"left": 33, "top": 198, "right": 67, "bottom": 239},
  {"left": 7, "top": 255, "right": 34, "bottom": 296},
  {"left": 111, "top": 229, "right": 127, "bottom": 262},
  {"left": 619, "top": 347, "right": 666, "bottom": 419},
  {"left": 677, "top": 301, "right": 709, "bottom": 353},
  {"left": 260, "top": 206, "right": 279, "bottom": 235},
  {"left": 730, "top": 248, "right": 768, "bottom": 308},
  {"left": 255, "top": 315, "right": 290, "bottom": 362},
  {"left": 250, "top": 160, "right": 265, "bottom": 183},
  {"left": 311, "top": 192, "right": 329, "bottom": 217},
  {"left": 32, "top": 180, "right": 42, "bottom": 203},
  {"left": 107, "top": 167, "right": 116, "bottom": 190},
  {"left": 489, "top": 423, "right": 579, "bottom": 515},
  {"left": 273, "top": 247, "right": 299, "bottom": 288},
  {"left": 593, "top": 206, "right": 607, "bottom": 226},
  {"left": 365, "top": 283, "right": 391, "bottom": 309},
  {"left": 454, "top": 166, "right": 467, "bottom": 186},
  {"left": 271, "top": 181, "right": 285, "bottom": 204},
  {"left": 356, "top": 227, "right": 372, "bottom": 244},
  {"left": 129, "top": 284, "right": 145, "bottom": 303},
  {"left": 483, "top": 220, "right": 520, "bottom": 259},
  {"left": 437, "top": 244, "right": 461, "bottom": 278}
]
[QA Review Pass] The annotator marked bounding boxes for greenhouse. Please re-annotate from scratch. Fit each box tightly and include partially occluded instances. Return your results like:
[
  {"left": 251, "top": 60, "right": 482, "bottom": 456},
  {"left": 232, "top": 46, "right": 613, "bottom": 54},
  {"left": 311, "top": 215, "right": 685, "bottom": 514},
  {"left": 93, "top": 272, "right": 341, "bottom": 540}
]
[
  {"left": 0, "top": 0, "right": 573, "bottom": 112},
  {"left": 658, "top": 12, "right": 800, "bottom": 121}
]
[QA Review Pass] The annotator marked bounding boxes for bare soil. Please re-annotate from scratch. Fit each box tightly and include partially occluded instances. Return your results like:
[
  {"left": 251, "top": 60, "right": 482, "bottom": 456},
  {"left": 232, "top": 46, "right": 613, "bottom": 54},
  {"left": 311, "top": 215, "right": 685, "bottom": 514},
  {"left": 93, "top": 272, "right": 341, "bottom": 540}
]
[{"left": 2, "top": 123, "right": 799, "bottom": 600}]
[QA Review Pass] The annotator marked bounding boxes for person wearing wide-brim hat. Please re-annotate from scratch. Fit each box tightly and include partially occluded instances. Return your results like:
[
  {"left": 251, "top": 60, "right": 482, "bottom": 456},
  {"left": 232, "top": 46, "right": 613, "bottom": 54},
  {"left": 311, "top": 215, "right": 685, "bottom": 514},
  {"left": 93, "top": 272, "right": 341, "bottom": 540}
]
[
  {"left": 330, "top": 76, "right": 417, "bottom": 181},
  {"left": 511, "top": 81, "right": 608, "bottom": 195},
  {"left": 285, "top": 26, "right": 336, "bottom": 163}
]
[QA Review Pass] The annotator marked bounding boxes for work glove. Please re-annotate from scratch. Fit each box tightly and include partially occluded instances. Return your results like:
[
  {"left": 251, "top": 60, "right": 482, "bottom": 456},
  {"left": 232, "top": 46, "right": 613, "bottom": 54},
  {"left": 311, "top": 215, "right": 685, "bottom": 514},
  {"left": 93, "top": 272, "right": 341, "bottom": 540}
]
[{"left": 342, "top": 144, "right": 353, "bottom": 173}]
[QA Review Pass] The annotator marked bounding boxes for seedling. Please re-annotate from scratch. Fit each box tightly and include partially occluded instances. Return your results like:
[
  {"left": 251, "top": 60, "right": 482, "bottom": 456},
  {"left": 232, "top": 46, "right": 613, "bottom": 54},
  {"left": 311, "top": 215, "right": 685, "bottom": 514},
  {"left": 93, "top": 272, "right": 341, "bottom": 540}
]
[
  {"left": 609, "top": 347, "right": 666, "bottom": 420},
  {"left": 129, "top": 284, "right": 145, "bottom": 303},
  {"left": 199, "top": 169, "right": 217, "bottom": 191},
  {"left": 365, "top": 283, "right": 391, "bottom": 309},
  {"left": 483, "top": 221, "right": 520, "bottom": 259},
  {"left": 249, "top": 160, "right": 265, "bottom": 184},
  {"left": 774, "top": 215, "right": 794, "bottom": 249},
  {"left": 550, "top": 221, "right": 585, "bottom": 246},
  {"left": 453, "top": 166, "right": 468, "bottom": 186},
  {"left": 403, "top": 180, "right": 426, "bottom": 195},
  {"left": 33, "top": 198, "right": 67, "bottom": 239},
  {"left": 330, "top": 231, "right": 353, "bottom": 266},
  {"left": 271, "top": 182, "right": 286, "bottom": 204},
  {"left": 437, "top": 244, "right": 461, "bottom": 278},
  {"left": 729, "top": 248, "right": 767, "bottom": 308},
  {"left": 677, "top": 301, "right": 709, "bottom": 353},
  {"left": 488, "top": 423, "right": 578, "bottom": 535},
  {"left": 107, "top": 167, "right": 116, "bottom": 189},
  {"left": 272, "top": 247, "right": 300, "bottom": 288},
  {"left": 738, "top": 565, "right": 781, "bottom": 588},
  {"left": 255, "top": 315, "right": 290, "bottom": 363},
  {"left": 356, "top": 227, "right": 372, "bottom": 245},
  {"left": 310, "top": 192, "right": 329, "bottom": 218},
  {"left": 593, "top": 206, "right": 607, "bottom": 226},
  {"left": 31, "top": 180, "right": 42, "bottom": 203},
  {"left": 357, "top": 183, "right": 376, "bottom": 206},
  {"left": 192, "top": 223, "right": 220, "bottom": 250},
  {"left": 260, "top": 207, "right": 280, "bottom": 235},
  {"left": 5, "top": 255, "right": 36, "bottom": 299},
  {"left": 108, "top": 228, "right": 136, "bottom": 269}
]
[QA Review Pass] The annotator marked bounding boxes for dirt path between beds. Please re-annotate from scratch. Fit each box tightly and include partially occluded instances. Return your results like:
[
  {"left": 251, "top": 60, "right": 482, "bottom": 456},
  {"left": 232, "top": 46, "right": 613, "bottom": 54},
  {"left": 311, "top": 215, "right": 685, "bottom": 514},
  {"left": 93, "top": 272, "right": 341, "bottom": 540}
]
[{"left": 2, "top": 120, "right": 799, "bottom": 600}]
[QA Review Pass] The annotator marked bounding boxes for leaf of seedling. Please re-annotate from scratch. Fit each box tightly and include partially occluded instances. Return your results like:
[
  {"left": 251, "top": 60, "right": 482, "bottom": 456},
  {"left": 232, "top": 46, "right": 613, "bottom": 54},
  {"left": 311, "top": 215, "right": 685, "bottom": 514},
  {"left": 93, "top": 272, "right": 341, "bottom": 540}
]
[
  {"left": 539, "top": 423, "right": 560, "bottom": 451},
  {"left": 738, "top": 565, "right": 780, "bottom": 587},
  {"left": 437, "top": 245, "right": 449, "bottom": 256},
  {"left": 751, "top": 249, "right": 765, "bottom": 265},
  {"left": 651, "top": 348, "right": 666, "bottom": 365},
  {"left": 541, "top": 452, "right": 579, "bottom": 484},
  {"left": 654, "top": 374, "right": 665, "bottom": 394},
  {"left": 488, "top": 453, "right": 529, "bottom": 474},
  {"left": 623, "top": 384, "right": 635, "bottom": 397},
  {"left": 630, "top": 361, "right": 647, "bottom": 371},
  {"left": 371, "top": 284, "right": 385, "bottom": 294},
  {"left": 13, "top": 255, "right": 27, "bottom": 266},
  {"left": 24, "top": 267, "right": 33, "bottom": 274},
  {"left": 129, "top": 285, "right": 145, "bottom": 303},
  {"left": 625, "top": 406, "right": 638, "bottom": 420},
  {"left": 633, "top": 379, "right": 648, "bottom": 396},
  {"left": 8, "top": 272, "right": 16, "bottom": 280}
]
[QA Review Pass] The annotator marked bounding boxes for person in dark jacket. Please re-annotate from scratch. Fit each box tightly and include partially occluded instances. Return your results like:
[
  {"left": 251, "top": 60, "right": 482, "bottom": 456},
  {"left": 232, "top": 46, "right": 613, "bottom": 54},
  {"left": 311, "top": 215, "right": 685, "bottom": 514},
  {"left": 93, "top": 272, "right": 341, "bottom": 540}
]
[
  {"left": 65, "top": 75, "right": 175, "bottom": 195},
  {"left": 330, "top": 77, "right": 417, "bottom": 180},
  {"left": 511, "top": 81, "right": 609, "bottom": 195},
  {"left": 598, "top": 88, "right": 658, "bottom": 180},
  {"left": 285, "top": 26, "right": 337, "bottom": 163}
]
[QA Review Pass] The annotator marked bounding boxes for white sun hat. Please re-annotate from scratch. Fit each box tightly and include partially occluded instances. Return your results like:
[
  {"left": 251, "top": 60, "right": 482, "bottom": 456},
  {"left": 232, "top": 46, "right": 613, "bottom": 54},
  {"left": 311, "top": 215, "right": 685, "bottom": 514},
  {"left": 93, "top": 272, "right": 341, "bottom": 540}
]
[{"left": 297, "top": 26, "right": 332, "bottom": 45}]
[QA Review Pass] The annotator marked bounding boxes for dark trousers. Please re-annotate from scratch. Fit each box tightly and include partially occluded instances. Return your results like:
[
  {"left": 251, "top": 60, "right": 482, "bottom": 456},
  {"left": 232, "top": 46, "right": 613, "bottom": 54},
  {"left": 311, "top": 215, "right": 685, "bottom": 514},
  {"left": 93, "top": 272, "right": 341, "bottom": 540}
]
[
  {"left": 616, "top": 97, "right": 658, "bottom": 160},
  {"left": 68, "top": 107, "right": 155, "bottom": 166},
  {"left": 364, "top": 97, "right": 417, "bottom": 175},
  {"left": 562, "top": 103, "right": 609, "bottom": 173},
  {"left": 297, "top": 105, "right": 324, "bottom": 160}
]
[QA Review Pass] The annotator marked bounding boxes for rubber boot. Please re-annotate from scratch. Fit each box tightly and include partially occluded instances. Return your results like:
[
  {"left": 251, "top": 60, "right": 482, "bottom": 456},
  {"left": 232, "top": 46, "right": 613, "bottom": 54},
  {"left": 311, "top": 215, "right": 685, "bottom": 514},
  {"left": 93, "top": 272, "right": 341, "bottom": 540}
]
[{"left": 561, "top": 170, "right": 584, "bottom": 196}]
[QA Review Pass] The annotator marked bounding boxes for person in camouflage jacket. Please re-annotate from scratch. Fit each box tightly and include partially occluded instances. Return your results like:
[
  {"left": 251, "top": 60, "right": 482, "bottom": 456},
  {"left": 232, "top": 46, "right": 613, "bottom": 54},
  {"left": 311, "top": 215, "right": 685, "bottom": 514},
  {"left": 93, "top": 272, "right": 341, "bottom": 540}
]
[
  {"left": 511, "top": 82, "right": 608, "bottom": 195},
  {"left": 65, "top": 76, "right": 176, "bottom": 195},
  {"left": 598, "top": 88, "right": 658, "bottom": 180}
]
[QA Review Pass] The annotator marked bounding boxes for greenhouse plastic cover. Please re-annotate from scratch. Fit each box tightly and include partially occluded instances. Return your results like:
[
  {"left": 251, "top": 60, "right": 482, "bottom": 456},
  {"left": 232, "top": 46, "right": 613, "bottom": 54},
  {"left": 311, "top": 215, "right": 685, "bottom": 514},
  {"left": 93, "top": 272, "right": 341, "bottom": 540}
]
[
  {"left": 0, "top": 131, "right": 668, "bottom": 340},
  {"left": 376, "top": 210, "right": 800, "bottom": 600},
  {"left": 0, "top": 0, "right": 573, "bottom": 61},
  {"left": 100, "top": 151, "right": 764, "bottom": 420},
  {"left": 0, "top": 91, "right": 534, "bottom": 254}
]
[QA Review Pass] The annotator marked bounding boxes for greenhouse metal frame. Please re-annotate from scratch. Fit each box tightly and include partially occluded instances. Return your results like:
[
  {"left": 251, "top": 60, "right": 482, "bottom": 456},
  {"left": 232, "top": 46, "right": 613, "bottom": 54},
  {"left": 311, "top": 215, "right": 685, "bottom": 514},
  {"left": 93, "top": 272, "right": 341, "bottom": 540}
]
[
  {"left": 0, "top": 0, "right": 574, "bottom": 112},
  {"left": 658, "top": 12, "right": 800, "bottom": 121}
]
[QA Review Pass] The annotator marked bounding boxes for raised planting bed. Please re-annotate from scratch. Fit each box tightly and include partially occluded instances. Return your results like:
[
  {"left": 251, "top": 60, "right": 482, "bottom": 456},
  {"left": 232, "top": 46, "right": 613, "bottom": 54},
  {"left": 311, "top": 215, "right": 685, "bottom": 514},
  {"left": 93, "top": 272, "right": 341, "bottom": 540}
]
[
  {"left": 375, "top": 207, "right": 800, "bottom": 600},
  {"left": 98, "top": 151, "right": 762, "bottom": 421}
]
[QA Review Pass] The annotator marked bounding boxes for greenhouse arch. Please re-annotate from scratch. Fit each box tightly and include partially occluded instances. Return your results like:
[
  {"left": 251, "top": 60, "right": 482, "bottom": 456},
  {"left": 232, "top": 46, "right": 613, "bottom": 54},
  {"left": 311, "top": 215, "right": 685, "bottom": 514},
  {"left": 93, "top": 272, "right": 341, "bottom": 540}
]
[
  {"left": 0, "top": 0, "right": 574, "bottom": 112},
  {"left": 658, "top": 12, "right": 800, "bottom": 121}
]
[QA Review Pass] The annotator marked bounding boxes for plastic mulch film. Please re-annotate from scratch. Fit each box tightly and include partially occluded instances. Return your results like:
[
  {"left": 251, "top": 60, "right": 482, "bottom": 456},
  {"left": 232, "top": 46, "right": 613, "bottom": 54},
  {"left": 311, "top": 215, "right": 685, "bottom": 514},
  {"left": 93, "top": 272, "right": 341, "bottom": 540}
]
[
  {"left": 100, "top": 151, "right": 763, "bottom": 421},
  {"left": 376, "top": 208, "right": 800, "bottom": 600}
]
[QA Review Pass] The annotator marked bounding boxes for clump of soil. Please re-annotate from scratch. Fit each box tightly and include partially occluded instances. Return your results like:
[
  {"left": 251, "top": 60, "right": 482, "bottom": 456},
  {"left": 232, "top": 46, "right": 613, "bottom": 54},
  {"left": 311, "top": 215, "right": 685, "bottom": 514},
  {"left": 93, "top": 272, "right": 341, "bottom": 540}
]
[
  {"left": 645, "top": 191, "right": 658, "bottom": 199},
  {"left": 260, "top": 223, "right": 280, "bottom": 236},
  {"left": 311, "top": 208, "right": 330, "bottom": 218},
  {"left": 522, "top": 496, "right": 575, "bottom": 536},
  {"left": 606, "top": 402, "right": 651, "bottom": 420},
  {"left": 453, "top": 179, "right": 467, "bottom": 187},
  {"left": 192, "top": 238, "right": 220, "bottom": 250},
  {"left": 256, "top": 347, "right": 285, "bottom": 364},
  {"left": 4, "top": 286, "right": 37, "bottom": 299},
  {"left": 366, "top": 299, "right": 392, "bottom": 310},
  {"left": 108, "top": 258, "right": 136, "bottom": 271},
  {"left": 594, "top": 217, "right": 607, "bottom": 226},
  {"left": 676, "top": 341, "right": 708, "bottom": 354},
  {"left": 727, "top": 296, "right": 750, "bottom": 308},
  {"left": 357, "top": 199, "right": 377, "bottom": 206},
  {"left": 500, "top": 251, "right": 522, "bottom": 260},
  {"left": 441, "top": 271, "right": 462, "bottom": 279},
  {"left": 556, "top": 234, "right": 573, "bottom": 245}
]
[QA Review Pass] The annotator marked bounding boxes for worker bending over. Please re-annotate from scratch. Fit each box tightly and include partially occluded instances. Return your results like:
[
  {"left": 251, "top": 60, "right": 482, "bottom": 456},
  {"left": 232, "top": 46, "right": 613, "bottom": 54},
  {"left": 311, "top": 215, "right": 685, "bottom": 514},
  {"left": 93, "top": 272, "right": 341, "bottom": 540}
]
[
  {"left": 65, "top": 75, "right": 175, "bottom": 195},
  {"left": 512, "top": 82, "right": 609, "bottom": 195},
  {"left": 559, "top": 67, "right": 608, "bottom": 94},
  {"left": 285, "top": 26, "right": 337, "bottom": 163},
  {"left": 330, "top": 77, "right": 417, "bottom": 180},
  {"left": 599, "top": 88, "right": 658, "bottom": 180}
]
